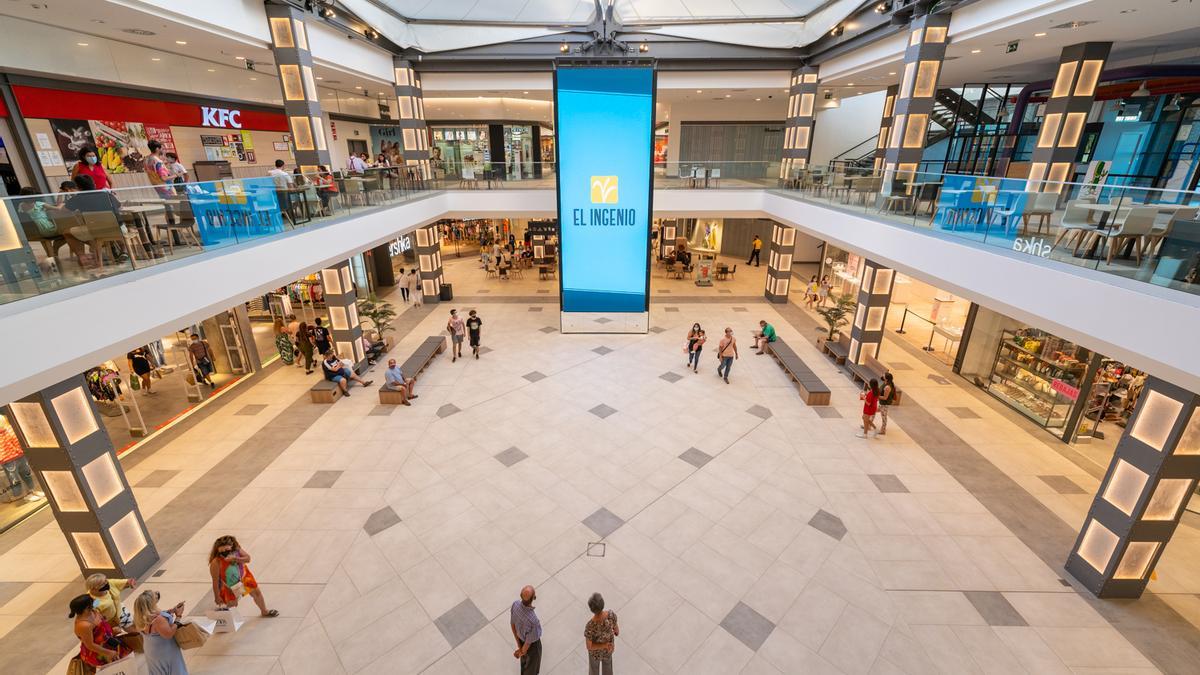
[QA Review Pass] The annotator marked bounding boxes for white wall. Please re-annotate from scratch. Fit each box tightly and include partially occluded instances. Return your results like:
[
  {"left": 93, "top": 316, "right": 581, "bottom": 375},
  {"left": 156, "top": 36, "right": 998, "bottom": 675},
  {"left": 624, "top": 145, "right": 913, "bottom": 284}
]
[
  {"left": 663, "top": 100, "right": 788, "bottom": 168},
  {"left": 328, "top": 120, "right": 372, "bottom": 171},
  {"left": 306, "top": 20, "right": 393, "bottom": 84},
  {"left": 810, "top": 90, "right": 886, "bottom": 170},
  {"left": 120, "top": 0, "right": 269, "bottom": 42}
]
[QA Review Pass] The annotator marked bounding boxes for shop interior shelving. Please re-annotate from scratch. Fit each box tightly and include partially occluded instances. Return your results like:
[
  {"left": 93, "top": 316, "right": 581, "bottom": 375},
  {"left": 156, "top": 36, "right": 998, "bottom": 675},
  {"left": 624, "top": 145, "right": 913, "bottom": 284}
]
[{"left": 988, "top": 330, "right": 1084, "bottom": 430}]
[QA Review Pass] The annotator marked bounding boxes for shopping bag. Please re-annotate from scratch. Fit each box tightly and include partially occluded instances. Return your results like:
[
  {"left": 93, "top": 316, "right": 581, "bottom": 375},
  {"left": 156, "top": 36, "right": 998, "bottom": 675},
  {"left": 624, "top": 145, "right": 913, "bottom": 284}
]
[
  {"left": 65, "top": 656, "right": 87, "bottom": 675},
  {"left": 129, "top": 374, "right": 140, "bottom": 391},
  {"left": 116, "top": 632, "right": 144, "bottom": 653},
  {"left": 205, "top": 607, "right": 245, "bottom": 633},
  {"left": 95, "top": 653, "right": 147, "bottom": 675},
  {"left": 173, "top": 619, "right": 213, "bottom": 650}
]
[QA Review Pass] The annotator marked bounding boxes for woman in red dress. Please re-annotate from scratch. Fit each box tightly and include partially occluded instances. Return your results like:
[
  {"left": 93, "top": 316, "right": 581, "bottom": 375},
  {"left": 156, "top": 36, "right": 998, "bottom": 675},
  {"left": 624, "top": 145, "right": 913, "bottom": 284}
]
[
  {"left": 70, "top": 593, "right": 130, "bottom": 671},
  {"left": 858, "top": 378, "right": 880, "bottom": 438}
]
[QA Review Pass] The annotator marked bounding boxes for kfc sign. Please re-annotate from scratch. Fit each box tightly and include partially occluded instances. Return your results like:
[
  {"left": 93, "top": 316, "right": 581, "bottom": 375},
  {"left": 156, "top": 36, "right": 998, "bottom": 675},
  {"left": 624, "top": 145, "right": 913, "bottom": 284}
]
[{"left": 201, "top": 107, "right": 243, "bottom": 129}]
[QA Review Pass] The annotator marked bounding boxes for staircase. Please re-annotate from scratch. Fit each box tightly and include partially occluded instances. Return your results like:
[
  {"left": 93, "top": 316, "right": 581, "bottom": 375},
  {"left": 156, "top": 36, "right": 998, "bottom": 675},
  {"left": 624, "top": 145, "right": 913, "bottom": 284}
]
[{"left": 827, "top": 134, "right": 880, "bottom": 173}]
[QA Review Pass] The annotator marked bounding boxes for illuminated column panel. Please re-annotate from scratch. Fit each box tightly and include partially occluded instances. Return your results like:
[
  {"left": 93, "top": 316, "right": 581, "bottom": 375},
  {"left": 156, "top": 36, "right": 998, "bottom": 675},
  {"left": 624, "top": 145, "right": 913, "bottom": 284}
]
[
  {"left": 780, "top": 65, "right": 818, "bottom": 180},
  {"left": 881, "top": 12, "right": 949, "bottom": 193},
  {"left": 394, "top": 58, "right": 431, "bottom": 181},
  {"left": 265, "top": 4, "right": 331, "bottom": 174},
  {"left": 1065, "top": 378, "right": 1200, "bottom": 598},
  {"left": 1026, "top": 42, "right": 1111, "bottom": 193},
  {"left": 873, "top": 84, "right": 900, "bottom": 169},
  {"left": 320, "top": 259, "right": 365, "bottom": 369},
  {"left": 414, "top": 224, "right": 443, "bottom": 304},
  {"left": 3, "top": 374, "right": 157, "bottom": 578},
  {"left": 847, "top": 260, "right": 894, "bottom": 364},
  {"left": 764, "top": 222, "right": 795, "bottom": 303}
]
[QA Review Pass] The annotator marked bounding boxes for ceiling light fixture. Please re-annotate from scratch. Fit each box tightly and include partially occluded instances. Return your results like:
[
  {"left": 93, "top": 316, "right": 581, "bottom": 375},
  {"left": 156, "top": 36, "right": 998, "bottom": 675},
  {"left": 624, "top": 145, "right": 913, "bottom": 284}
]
[
  {"left": 874, "top": 2, "right": 891, "bottom": 13},
  {"left": 175, "top": 40, "right": 187, "bottom": 45},
  {"left": 1034, "top": 32, "right": 1047, "bottom": 37},
  {"left": 207, "top": 68, "right": 215, "bottom": 72},
  {"left": 151, "top": 57, "right": 161, "bottom": 61},
  {"left": 971, "top": 49, "right": 981, "bottom": 54},
  {"left": 1164, "top": 94, "right": 1182, "bottom": 112},
  {"left": 364, "top": 28, "right": 378, "bottom": 40},
  {"left": 319, "top": 7, "right": 335, "bottom": 19},
  {"left": 1130, "top": 80, "right": 1151, "bottom": 97},
  {"left": 755, "top": 97, "right": 761, "bottom": 101},
  {"left": 830, "top": 24, "right": 844, "bottom": 37},
  {"left": 724, "top": 94, "right": 731, "bottom": 98},
  {"left": 696, "top": 89, "right": 703, "bottom": 93},
  {"left": 235, "top": 56, "right": 245, "bottom": 60},
  {"left": 76, "top": 42, "right": 89, "bottom": 46},
  {"left": 316, "top": 76, "right": 323, "bottom": 80},
  {"left": 639, "top": 42, "right": 649, "bottom": 53},
  {"left": 559, "top": 41, "right": 569, "bottom": 53},
  {"left": 250, "top": 77, "right": 257, "bottom": 81},
  {"left": 888, "top": 71, "right": 896, "bottom": 75}
]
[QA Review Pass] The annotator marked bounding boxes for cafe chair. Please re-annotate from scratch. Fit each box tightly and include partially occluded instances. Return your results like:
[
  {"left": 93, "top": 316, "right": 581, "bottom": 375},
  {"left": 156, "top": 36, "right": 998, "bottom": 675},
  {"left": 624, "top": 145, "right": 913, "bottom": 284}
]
[
  {"left": 1053, "top": 200, "right": 1102, "bottom": 254},
  {"left": 1146, "top": 207, "right": 1198, "bottom": 256},
  {"left": 709, "top": 168, "right": 721, "bottom": 188},
  {"left": 878, "top": 179, "right": 911, "bottom": 214},
  {"left": 989, "top": 191, "right": 1033, "bottom": 235},
  {"left": 1022, "top": 192, "right": 1059, "bottom": 234},
  {"left": 1093, "top": 205, "right": 1157, "bottom": 264},
  {"left": 342, "top": 178, "right": 367, "bottom": 207},
  {"left": 664, "top": 261, "right": 676, "bottom": 278},
  {"left": 459, "top": 168, "right": 478, "bottom": 190},
  {"left": 82, "top": 211, "right": 146, "bottom": 266},
  {"left": 485, "top": 263, "right": 497, "bottom": 279},
  {"left": 154, "top": 200, "right": 202, "bottom": 254}
]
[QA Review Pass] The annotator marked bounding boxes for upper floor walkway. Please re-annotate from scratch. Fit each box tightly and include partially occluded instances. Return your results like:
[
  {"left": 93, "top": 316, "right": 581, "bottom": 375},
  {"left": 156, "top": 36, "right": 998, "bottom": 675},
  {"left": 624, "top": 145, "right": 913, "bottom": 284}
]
[{"left": 2, "top": 164, "right": 1198, "bottom": 403}]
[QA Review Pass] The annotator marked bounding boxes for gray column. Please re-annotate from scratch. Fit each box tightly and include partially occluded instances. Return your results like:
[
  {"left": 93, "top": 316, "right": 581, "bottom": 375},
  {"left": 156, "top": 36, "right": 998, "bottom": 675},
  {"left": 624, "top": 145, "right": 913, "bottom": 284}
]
[
  {"left": 265, "top": 4, "right": 332, "bottom": 174},
  {"left": 393, "top": 59, "right": 432, "bottom": 181},
  {"left": 872, "top": 84, "right": 900, "bottom": 174},
  {"left": 780, "top": 66, "right": 819, "bottom": 179},
  {"left": 1066, "top": 377, "right": 1200, "bottom": 598},
  {"left": 320, "top": 260, "right": 365, "bottom": 369},
  {"left": 414, "top": 224, "right": 443, "bottom": 304},
  {"left": 848, "top": 260, "right": 895, "bottom": 365},
  {"left": 881, "top": 13, "right": 950, "bottom": 188},
  {"left": 764, "top": 222, "right": 795, "bottom": 304},
  {"left": 4, "top": 374, "right": 157, "bottom": 579},
  {"left": 1027, "top": 42, "right": 1112, "bottom": 193}
]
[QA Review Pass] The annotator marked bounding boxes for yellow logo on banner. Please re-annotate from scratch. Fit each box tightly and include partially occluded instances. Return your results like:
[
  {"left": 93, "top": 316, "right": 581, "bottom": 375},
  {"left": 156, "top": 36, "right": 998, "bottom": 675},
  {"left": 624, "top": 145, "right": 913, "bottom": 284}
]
[{"left": 590, "top": 176, "right": 618, "bottom": 204}]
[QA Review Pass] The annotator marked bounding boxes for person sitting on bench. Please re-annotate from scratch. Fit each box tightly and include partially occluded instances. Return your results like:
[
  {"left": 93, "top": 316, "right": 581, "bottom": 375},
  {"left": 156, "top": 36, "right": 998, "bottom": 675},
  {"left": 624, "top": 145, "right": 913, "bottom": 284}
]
[
  {"left": 360, "top": 335, "right": 386, "bottom": 365},
  {"left": 754, "top": 320, "right": 777, "bottom": 355},
  {"left": 321, "top": 350, "right": 372, "bottom": 397},
  {"left": 382, "top": 358, "right": 418, "bottom": 406}
]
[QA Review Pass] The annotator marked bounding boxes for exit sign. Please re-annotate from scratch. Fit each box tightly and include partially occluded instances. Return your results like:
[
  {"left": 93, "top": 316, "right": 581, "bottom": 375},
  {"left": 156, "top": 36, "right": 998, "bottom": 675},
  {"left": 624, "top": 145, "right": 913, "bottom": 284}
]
[{"left": 1006, "top": 40, "right": 1019, "bottom": 53}]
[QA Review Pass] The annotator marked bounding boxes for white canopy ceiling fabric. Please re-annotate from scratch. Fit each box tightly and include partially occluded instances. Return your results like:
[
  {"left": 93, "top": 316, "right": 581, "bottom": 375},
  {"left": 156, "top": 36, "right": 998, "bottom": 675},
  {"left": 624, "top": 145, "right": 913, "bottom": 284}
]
[{"left": 342, "top": 0, "right": 861, "bottom": 51}]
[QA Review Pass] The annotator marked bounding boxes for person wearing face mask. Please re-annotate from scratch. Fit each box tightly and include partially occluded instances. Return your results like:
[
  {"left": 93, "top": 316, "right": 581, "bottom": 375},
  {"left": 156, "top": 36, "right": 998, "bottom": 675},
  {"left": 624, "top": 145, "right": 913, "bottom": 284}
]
[
  {"left": 69, "top": 593, "right": 131, "bottom": 671},
  {"left": 85, "top": 573, "right": 137, "bottom": 630},
  {"left": 71, "top": 146, "right": 111, "bottom": 190},
  {"left": 208, "top": 535, "right": 278, "bottom": 618}
]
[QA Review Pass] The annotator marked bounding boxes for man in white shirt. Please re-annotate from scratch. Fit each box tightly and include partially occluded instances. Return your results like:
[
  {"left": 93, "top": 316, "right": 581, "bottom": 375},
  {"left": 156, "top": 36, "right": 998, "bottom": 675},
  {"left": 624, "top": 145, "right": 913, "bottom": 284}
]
[
  {"left": 348, "top": 154, "right": 368, "bottom": 174},
  {"left": 268, "top": 159, "right": 292, "bottom": 190}
]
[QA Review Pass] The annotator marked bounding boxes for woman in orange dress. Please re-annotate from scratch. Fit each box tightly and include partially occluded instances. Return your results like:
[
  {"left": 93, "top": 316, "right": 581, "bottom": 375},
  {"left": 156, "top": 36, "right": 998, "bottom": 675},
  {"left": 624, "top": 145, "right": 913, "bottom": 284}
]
[
  {"left": 70, "top": 594, "right": 130, "bottom": 672},
  {"left": 207, "top": 535, "right": 278, "bottom": 617}
]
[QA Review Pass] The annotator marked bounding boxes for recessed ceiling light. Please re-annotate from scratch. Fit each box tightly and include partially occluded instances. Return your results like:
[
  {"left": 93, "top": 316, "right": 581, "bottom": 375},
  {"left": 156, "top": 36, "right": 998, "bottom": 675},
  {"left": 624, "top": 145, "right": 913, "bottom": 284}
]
[
  {"left": 175, "top": 40, "right": 187, "bottom": 45},
  {"left": 355, "top": 86, "right": 363, "bottom": 89},
  {"left": 847, "top": 82, "right": 854, "bottom": 86},
  {"left": 523, "top": 91, "right": 529, "bottom": 94},
  {"left": 76, "top": 42, "right": 89, "bottom": 46},
  {"left": 1034, "top": 32, "right": 1047, "bottom": 37},
  {"left": 696, "top": 89, "right": 702, "bottom": 93},
  {"left": 316, "top": 76, "right": 323, "bottom": 80},
  {"left": 235, "top": 56, "right": 245, "bottom": 60},
  {"left": 888, "top": 71, "right": 896, "bottom": 75},
  {"left": 724, "top": 94, "right": 731, "bottom": 98},
  {"left": 971, "top": 48, "right": 981, "bottom": 53},
  {"left": 249, "top": 77, "right": 257, "bottom": 80},
  {"left": 755, "top": 97, "right": 761, "bottom": 101},
  {"left": 207, "top": 68, "right": 215, "bottom": 72},
  {"left": 151, "top": 57, "right": 161, "bottom": 61}
]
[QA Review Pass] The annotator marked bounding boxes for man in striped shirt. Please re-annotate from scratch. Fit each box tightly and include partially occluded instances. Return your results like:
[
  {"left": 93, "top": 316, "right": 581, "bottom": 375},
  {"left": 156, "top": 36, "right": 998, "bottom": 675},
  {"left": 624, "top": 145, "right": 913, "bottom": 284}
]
[{"left": 510, "top": 585, "right": 542, "bottom": 674}]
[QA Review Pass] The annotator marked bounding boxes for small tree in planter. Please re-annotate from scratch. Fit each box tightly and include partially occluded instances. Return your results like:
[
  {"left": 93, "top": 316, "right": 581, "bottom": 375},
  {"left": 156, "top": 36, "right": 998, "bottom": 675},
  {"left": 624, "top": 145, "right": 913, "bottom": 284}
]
[
  {"left": 358, "top": 295, "right": 397, "bottom": 347},
  {"left": 815, "top": 293, "right": 856, "bottom": 343}
]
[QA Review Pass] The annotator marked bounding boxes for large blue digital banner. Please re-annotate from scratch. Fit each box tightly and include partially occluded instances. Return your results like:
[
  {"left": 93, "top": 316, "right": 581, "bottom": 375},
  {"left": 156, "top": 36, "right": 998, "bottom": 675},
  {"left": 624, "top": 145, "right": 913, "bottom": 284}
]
[{"left": 556, "top": 67, "right": 654, "bottom": 314}]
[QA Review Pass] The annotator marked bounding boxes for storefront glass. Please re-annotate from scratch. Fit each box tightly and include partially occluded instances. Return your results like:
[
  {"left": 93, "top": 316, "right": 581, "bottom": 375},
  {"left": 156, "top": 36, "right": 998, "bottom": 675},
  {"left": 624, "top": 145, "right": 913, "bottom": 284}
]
[
  {"left": 0, "top": 411, "right": 44, "bottom": 532},
  {"left": 431, "top": 126, "right": 489, "bottom": 178},
  {"left": 503, "top": 125, "right": 535, "bottom": 179}
]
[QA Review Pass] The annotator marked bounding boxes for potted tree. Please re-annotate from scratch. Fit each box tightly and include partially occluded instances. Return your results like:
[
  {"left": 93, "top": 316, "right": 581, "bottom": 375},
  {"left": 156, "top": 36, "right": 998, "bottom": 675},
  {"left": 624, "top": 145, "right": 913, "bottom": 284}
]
[
  {"left": 815, "top": 293, "right": 856, "bottom": 347},
  {"left": 357, "top": 295, "right": 398, "bottom": 352}
]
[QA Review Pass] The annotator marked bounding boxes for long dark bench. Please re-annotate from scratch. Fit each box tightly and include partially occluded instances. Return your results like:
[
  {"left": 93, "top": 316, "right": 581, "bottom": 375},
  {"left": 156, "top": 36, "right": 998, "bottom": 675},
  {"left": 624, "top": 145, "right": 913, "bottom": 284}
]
[
  {"left": 822, "top": 333, "right": 850, "bottom": 365},
  {"left": 379, "top": 336, "right": 446, "bottom": 404},
  {"left": 309, "top": 344, "right": 382, "bottom": 404},
  {"left": 845, "top": 354, "right": 904, "bottom": 405},
  {"left": 766, "top": 340, "right": 832, "bottom": 406}
]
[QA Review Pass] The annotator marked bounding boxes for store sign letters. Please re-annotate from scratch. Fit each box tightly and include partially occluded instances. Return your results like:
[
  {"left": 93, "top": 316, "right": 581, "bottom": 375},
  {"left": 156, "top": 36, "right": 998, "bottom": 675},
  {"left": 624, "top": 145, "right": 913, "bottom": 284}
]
[
  {"left": 388, "top": 235, "right": 413, "bottom": 257},
  {"left": 201, "top": 107, "right": 243, "bottom": 129},
  {"left": 1012, "top": 236, "right": 1052, "bottom": 258},
  {"left": 1051, "top": 378, "right": 1080, "bottom": 401}
]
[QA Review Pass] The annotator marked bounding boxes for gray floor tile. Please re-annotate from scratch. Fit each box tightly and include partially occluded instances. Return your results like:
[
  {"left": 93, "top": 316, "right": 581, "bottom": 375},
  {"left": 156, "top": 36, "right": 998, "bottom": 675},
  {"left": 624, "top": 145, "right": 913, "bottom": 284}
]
[
  {"left": 593, "top": 346, "right": 614, "bottom": 355},
  {"left": 868, "top": 474, "right": 909, "bottom": 493},
  {"left": 434, "top": 598, "right": 488, "bottom": 648},
  {"left": 746, "top": 404, "right": 773, "bottom": 420},
  {"left": 679, "top": 447, "right": 714, "bottom": 469},
  {"left": 664, "top": 307, "right": 680, "bottom": 312},
  {"left": 363, "top": 506, "right": 402, "bottom": 536},
  {"left": 495, "top": 446, "right": 528, "bottom": 467},
  {"left": 477, "top": 346, "right": 494, "bottom": 355},
  {"left": 649, "top": 326, "right": 667, "bottom": 333},
  {"left": 595, "top": 317, "right": 613, "bottom": 324},
  {"left": 660, "top": 372, "right": 684, "bottom": 383},
  {"left": 151, "top": 569, "right": 166, "bottom": 578},
  {"left": 927, "top": 374, "right": 951, "bottom": 385},
  {"left": 721, "top": 601, "right": 775, "bottom": 651},
  {"left": 135, "top": 469, "right": 180, "bottom": 488},
  {"left": 523, "top": 371, "right": 547, "bottom": 383},
  {"left": 888, "top": 362, "right": 914, "bottom": 370},
  {"left": 0, "top": 582, "right": 26, "bottom": 607},
  {"left": 589, "top": 403, "right": 617, "bottom": 419},
  {"left": 528, "top": 306, "right": 544, "bottom": 312},
  {"left": 814, "top": 407, "right": 843, "bottom": 419},
  {"left": 540, "top": 326, "right": 557, "bottom": 333},
  {"left": 235, "top": 404, "right": 268, "bottom": 416},
  {"left": 1038, "top": 475, "right": 1086, "bottom": 495},
  {"left": 437, "top": 404, "right": 462, "bottom": 418},
  {"left": 368, "top": 405, "right": 395, "bottom": 416},
  {"left": 732, "top": 307, "right": 749, "bottom": 312},
  {"left": 303, "top": 470, "right": 343, "bottom": 489},
  {"left": 808, "top": 509, "right": 847, "bottom": 541},
  {"left": 947, "top": 406, "right": 981, "bottom": 419},
  {"left": 583, "top": 507, "right": 625, "bottom": 538},
  {"left": 964, "top": 591, "right": 1027, "bottom": 626}
]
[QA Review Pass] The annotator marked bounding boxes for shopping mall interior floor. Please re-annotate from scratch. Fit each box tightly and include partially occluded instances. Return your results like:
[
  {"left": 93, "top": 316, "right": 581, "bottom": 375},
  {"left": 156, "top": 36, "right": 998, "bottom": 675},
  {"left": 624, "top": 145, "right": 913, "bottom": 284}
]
[{"left": 4, "top": 263, "right": 1200, "bottom": 674}]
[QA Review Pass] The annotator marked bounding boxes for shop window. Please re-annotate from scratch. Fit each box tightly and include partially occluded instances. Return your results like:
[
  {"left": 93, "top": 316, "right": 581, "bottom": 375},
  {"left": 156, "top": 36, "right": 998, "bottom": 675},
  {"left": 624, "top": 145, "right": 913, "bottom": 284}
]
[
  {"left": 82, "top": 453, "right": 124, "bottom": 508},
  {"left": 902, "top": 114, "right": 928, "bottom": 149},
  {"left": 1037, "top": 114, "right": 1062, "bottom": 148},
  {"left": 110, "top": 510, "right": 147, "bottom": 564},
  {"left": 913, "top": 61, "right": 940, "bottom": 98},
  {"left": 1074, "top": 60, "right": 1103, "bottom": 97},
  {"left": 1102, "top": 459, "right": 1148, "bottom": 516},
  {"left": 279, "top": 65, "right": 304, "bottom": 101},
  {"left": 269, "top": 17, "right": 295, "bottom": 48},
  {"left": 1078, "top": 518, "right": 1118, "bottom": 573},
  {"left": 1143, "top": 479, "right": 1193, "bottom": 520},
  {"left": 43, "top": 471, "right": 87, "bottom": 512},
  {"left": 1058, "top": 112, "right": 1086, "bottom": 148},
  {"left": 1051, "top": 61, "right": 1078, "bottom": 99},
  {"left": 289, "top": 117, "right": 315, "bottom": 151},
  {"left": 9, "top": 402, "right": 57, "bottom": 448},
  {"left": 72, "top": 532, "right": 114, "bottom": 570},
  {"left": 52, "top": 388, "right": 98, "bottom": 444},
  {"left": 798, "top": 93, "right": 814, "bottom": 117},
  {"left": 1130, "top": 391, "right": 1183, "bottom": 451},
  {"left": 1113, "top": 541, "right": 1160, "bottom": 580}
]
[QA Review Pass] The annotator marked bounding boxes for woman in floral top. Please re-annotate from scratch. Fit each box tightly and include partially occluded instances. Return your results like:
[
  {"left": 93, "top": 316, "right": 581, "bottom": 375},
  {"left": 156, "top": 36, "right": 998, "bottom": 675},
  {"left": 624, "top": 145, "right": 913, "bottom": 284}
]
[{"left": 583, "top": 592, "right": 619, "bottom": 675}]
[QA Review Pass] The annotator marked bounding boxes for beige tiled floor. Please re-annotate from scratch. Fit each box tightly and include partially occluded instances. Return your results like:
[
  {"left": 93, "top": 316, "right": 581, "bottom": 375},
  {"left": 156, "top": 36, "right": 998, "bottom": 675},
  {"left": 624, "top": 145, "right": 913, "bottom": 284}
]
[{"left": 3, "top": 256, "right": 1198, "bottom": 673}]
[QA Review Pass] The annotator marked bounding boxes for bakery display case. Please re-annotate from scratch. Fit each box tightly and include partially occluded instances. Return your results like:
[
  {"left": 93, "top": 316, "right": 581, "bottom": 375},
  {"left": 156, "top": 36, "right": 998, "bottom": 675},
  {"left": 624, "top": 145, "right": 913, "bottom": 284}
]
[{"left": 988, "top": 329, "right": 1089, "bottom": 430}]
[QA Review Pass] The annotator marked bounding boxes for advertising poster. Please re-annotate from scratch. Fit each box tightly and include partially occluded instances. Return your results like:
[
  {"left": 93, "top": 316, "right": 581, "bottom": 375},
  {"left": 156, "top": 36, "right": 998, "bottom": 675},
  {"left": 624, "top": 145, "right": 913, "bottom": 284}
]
[
  {"left": 145, "top": 125, "right": 178, "bottom": 156},
  {"left": 555, "top": 67, "right": 654, "bottom": 321},
  {"left": 90, "top": 121, "right": 148, "bottom": 173},
  {"left": 49, "top": 119, "right": 94, "bottom": 169}
]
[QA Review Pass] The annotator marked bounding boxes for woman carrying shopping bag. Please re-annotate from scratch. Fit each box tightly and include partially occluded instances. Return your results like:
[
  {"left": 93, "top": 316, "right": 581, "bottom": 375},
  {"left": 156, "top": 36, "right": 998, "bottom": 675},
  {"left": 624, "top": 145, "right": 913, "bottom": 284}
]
[
  {"left": 133, "top": 590, "right": 189, "bottom": 674},
  {"left": 208, "top": 535, "right": 278, "bottom": 618}
]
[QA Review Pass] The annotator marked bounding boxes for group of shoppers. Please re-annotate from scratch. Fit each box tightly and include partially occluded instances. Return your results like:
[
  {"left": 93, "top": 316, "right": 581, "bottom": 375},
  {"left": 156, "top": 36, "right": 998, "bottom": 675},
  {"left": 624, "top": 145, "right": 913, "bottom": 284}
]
[
  {"left": 858, "top": 373, "right": 897, "bottom": 438},
  {"left": 446, "top": 308, "right": 483, "bottom": 362},
  {"left": 510, "top": 585, "right": 619, "bottom": 675},
  {"left": 684, "top": 323, "right": 741, "bottom": 383},
  {"left": 67, "top": 535, "right": 276, "bottom": 674}
]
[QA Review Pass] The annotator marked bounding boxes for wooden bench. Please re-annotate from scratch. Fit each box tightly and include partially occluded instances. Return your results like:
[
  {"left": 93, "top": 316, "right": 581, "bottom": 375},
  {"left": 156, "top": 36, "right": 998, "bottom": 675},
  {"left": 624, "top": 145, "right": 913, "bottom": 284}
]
[
  {"left": 846, "top": 353, "right": 888, "bottom": 386},
  {"left": 310, "top": 380, "right": 342, "bottom": 404},
  {"left": 379, "top": 336, "right": 446, "bottom": 404},
  {"left": 822, "top": 333, "right": 850, "bottom": 365},
  {"left": 766, "top": 340, "right": 832, "bottom": 406}
]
